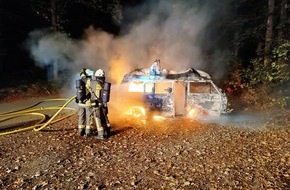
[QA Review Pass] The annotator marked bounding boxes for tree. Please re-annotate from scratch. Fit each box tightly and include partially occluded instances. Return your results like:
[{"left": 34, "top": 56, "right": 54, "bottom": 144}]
[
  {"left": 0, "top": 0, "right": 49, "bottom": 77},
  {"left": 30, "top": 0, "right": 122, "bottom": 35},
  {"left": 264, "top": 0, "right": 275, "bottom": 66},
  {"left": 278, "top": 0, "right": 288, "bottom": 43},
  {"left": 51, "top": 0, "right": 57, "bottom": 32},
  {"left": 29, "top": 0, "right": 122, "bottom": 80}
]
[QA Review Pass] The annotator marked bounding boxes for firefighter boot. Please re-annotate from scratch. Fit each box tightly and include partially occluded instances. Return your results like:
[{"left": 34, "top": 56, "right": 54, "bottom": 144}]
[
  {"left": 96, "top": 130, "right": 106, "bottom": 140},
  {"left": 105, "top": 125, "right": 111, "bottom": 138},
  {"left": 84, "top": 128, "right": 91, "bottom": 137},
  {"left": 78, "top": 128, "right": 85, "bottom": 136}
]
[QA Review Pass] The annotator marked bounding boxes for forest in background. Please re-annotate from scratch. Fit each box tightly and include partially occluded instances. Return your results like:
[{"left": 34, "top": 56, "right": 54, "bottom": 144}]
[{"left": 0, "top": 0, "right": 289, "bottom": 111}]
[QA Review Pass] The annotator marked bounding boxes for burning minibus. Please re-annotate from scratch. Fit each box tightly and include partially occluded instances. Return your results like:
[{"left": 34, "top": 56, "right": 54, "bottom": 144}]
[{"left": 118, "top": 60, "right": 228, "bottom": 120}]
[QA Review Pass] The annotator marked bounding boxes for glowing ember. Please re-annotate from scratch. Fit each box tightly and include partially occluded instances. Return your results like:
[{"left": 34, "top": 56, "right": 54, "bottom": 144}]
[
  {"left": 187, "top": 106, "right": 209, "bottom": 120},
  {"left": 152, "top": 115, "right": 166, "bottom": 121},
  {"left": 188, "top": 108, "right": 198, "bottom": 119},
  {"left": 126, "top": 106, "right": 146, "bottom": 118}
]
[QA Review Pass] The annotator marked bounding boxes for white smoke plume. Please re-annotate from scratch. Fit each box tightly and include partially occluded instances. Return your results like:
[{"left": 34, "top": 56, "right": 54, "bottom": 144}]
[
  {"left": 25, "top": 0, "right": 232, "bottom": 124},
  {"left": 26, "top": 0, "right": 221, "bottom": 85}
]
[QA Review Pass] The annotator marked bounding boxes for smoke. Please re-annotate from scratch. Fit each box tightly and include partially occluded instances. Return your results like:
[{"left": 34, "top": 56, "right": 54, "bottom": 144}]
[
  {"left": 26, "top": 30, "right": 73, "bottom": 72},
  {"left": 24, "top": 0, "right": 232, "bottom": 125},
  {"left": 211, "top": 112, "right": 270, "bottom": 131},
  {"left": 108, "top": 0, "right": 213, "bottom": 78},
  {"left": 26, "top": 28, "right": 113, "bottom": 76},
  {"left": 26, "top": 0, "right": 223, "bottom": 85}
]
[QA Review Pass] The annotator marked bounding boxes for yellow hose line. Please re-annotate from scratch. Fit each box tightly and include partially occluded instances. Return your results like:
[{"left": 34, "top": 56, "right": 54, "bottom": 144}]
[
  {"left": 0, "top": 96, "right": 77, "bottom": 136},
  {"left": 0, "top": 98, "right": 72, "bottom": 116},
  {"left": 0, "top": 113, "right": 46, "bottom": 136},
  {"left": 33, "top": 96, "right": 76, "bottom": 131},
  {"left": 0, "top": 106, "right": 74, "bottom": 119}
]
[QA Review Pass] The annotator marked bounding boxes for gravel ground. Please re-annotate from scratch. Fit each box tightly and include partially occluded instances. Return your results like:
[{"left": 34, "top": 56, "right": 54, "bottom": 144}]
[{"left": 0, "top": 108, "right": 289, "bottom": 189}]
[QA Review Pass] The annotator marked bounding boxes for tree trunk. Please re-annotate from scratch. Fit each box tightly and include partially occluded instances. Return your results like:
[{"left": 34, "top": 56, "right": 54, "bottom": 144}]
[
  {"left": 287, "top": 0, "right": 290, "bottom": 42},
  {"left": 51, "top": 0, "right": 57, "bottom": 32},
  {"left": 51, "top": 0, "right": 58, "bottom": 80},
  {"left": 264, "top": 0, "right": 275, "bottom": 66},
  {"left": 278, "top": 0, "right": 288, "bottom": 43}
]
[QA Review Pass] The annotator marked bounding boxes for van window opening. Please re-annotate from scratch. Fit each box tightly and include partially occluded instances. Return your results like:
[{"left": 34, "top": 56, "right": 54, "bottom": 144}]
[
  {"left": 128, "top": 81, "right": 144, "bottom": 92},
  {"left": 145, "top": 82, "right": 172, "bottom": 94},
  {"left": 189, "top": 82, "right": 218, "bottom": 94}
]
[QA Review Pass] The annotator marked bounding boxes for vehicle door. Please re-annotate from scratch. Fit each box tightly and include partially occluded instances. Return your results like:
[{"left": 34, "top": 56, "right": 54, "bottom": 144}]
[
  {"left": 144, "top": 81, "right": 174, "bottom": 116},
  {"left": 186, "top": 81, "right": 223, "bottom": 115},
  {"left": 174, "top": 81, "right": 186, "bottom": 116}
]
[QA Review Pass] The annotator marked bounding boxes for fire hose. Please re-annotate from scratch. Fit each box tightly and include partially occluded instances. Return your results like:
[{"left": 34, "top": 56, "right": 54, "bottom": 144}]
[{"left": 0, "top": 96, "right": 77, "bottom": 136}]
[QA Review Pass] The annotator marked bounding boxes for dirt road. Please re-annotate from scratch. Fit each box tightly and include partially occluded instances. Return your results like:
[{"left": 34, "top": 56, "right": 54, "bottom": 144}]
[{"left": 0, "top": 96, "right": 289, "bottom": 190}]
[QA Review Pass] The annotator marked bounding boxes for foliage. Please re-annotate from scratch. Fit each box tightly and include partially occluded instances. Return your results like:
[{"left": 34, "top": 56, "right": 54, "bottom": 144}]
[
  {"left": 89, "top": 0, "right": 123, "bottom": 23},
  {"left": 29, "top": 0, "right": 122, "bottom": 34},
  {"left": 243, "top": 43, "right": 290, "bottom": 87},
  {"left": 239, "top": 84, "right": 289, "bottom": 110},
  {"left": 239, "top": 43, "right": 290, "bottom": 110}
]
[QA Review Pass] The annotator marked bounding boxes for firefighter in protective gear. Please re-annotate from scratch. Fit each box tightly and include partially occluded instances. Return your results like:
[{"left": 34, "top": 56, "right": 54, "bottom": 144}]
[
  {"left": 76, "top": 68, "right": 94, "bottom": 136},
  {"left": 90, "top": 69, "right": 111, "bottom": 139}
]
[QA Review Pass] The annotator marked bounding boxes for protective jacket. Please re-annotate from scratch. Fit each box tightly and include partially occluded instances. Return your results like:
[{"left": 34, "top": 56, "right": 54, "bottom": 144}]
[
  {"left": 76, "top": 76, "right": 93, "bottom": 136},
  {"left": 89, "top": 78, "right": 105, "bottom": 136}
]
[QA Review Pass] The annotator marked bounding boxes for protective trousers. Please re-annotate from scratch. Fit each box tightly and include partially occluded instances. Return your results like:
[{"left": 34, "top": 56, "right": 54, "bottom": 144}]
[
  {"left": 92, "top": 106, "right": 105, "bottom": 138},
  {"left": 102, "top": 106, "right": 111, "bottom": 128},
  {"left": 78, "top": 104, "right": 93, "bottom": 135}
]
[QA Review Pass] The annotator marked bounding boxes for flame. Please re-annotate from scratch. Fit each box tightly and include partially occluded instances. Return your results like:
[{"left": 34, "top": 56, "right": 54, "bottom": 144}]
[
  {"left": 187, "top": 106, "right": 209, "bottom": 119},
  {"left": 108, "top": 59, "right": 126, "bottom": 84},
  {"left": 128, "top": 81, "right": 144, "bottom": 92},
  {"left": 152, "top": 115, "right": 166, "bottom": 121},
  {"left": 188, "top": 108, "right": 199, "bottom": 119},
  {"left": 108, "top": 57, "right": 130, "bottom": 84},
  {"left": 126, "top": 106, "right": 146, "bottom": 118}
]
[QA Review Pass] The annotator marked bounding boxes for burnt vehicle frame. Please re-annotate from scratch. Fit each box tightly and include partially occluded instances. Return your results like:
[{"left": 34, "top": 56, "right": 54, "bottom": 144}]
[{"left": 119, "top": 66, "right": 228, "bottom": 120}]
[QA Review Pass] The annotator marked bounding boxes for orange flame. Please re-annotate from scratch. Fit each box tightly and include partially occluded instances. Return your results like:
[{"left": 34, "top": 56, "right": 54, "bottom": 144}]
[
  {"left": 152, "top": 115, "right": 166, "bottom": 121},
  {"left": 126, "top": 106, "right": 146, "bottom": 118},
  {"left": 108, "top": 58, "right": 130, "bottom": 84},
  {"left": 188, "top": 108, "right": 199, "bottom": 119},
  {"left": 187, "top": 105, "right": 209, "bottom": 120}
]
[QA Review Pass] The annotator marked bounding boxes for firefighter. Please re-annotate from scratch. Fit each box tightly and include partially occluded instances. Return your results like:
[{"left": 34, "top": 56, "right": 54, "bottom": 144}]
[
  {"left": 75, "top": 68, "right": 94, "bottom": 136},
  {"left": 90, "top": 69, "right": 111, "bottom": 140}
]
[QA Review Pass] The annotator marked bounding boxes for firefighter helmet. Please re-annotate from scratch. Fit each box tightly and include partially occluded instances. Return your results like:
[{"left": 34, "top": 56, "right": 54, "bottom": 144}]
[
  {"left": 85, "top": 69, "right": 94, "bottom": 76},
  {"left": 95, "top": 69, "right": 105, "bottom": 77},
  {"left": 80, "top": 68, "right": 94, "bottom": 78}
]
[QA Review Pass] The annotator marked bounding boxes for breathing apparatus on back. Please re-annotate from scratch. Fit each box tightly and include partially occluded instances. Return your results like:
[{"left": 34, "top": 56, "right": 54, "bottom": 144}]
[
  {"left": 76, "top": 68, "right": 93, "bottom": 103},
  {"left": 91, "top": 69, "right": 111, "bottom": 104}
]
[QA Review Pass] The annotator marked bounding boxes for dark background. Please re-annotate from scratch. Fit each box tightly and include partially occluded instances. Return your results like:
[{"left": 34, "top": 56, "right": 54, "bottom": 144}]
[{"left": 0, "top": 0, "right": 289, "bottom": 101}]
